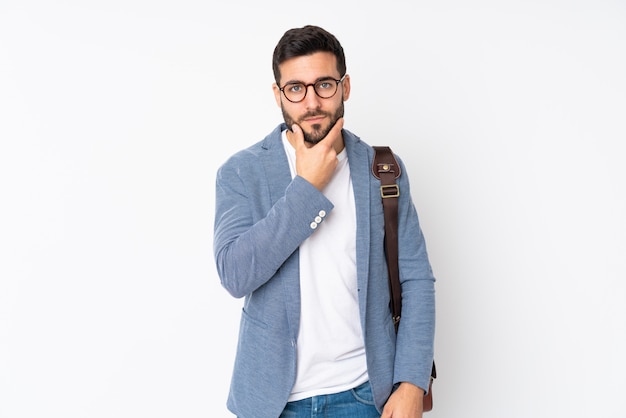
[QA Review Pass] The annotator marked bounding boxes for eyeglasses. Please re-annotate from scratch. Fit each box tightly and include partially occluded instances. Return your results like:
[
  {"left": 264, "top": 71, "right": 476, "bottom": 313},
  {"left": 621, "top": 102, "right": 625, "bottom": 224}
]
[{"left": 279, "top": 75, "right": 346, "bottom": 103}]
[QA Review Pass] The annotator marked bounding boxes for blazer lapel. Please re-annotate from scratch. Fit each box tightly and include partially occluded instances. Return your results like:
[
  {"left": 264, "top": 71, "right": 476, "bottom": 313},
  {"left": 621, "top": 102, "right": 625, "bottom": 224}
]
[
  {"left": 260, "top": 125, "right": 293, "bottom": 205},
  {"left": 259, "top": 125, "right": 302, "bottom": 339},
  {"left": 344, "top": 133, "right": 372, "bottom": 314}
]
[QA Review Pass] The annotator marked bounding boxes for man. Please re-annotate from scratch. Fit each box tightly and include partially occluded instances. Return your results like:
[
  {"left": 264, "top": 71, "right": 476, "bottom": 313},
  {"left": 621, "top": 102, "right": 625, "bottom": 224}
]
[{"left": 214, "top": 25, "right": 435, "bottom": 418}]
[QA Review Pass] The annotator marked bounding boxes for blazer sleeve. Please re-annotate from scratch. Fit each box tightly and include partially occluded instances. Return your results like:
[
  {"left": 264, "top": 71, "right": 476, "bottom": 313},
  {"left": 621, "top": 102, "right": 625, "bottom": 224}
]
[
  {"left": 392, "top": 154, "right": 437, "bottom": 393},
  {"left": 213, "top": 152, "right": 335, "bottom": 298}
]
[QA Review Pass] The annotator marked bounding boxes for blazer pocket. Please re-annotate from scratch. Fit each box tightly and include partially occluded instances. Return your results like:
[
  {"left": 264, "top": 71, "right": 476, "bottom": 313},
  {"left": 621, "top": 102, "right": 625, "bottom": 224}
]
[{"left": 240, "top": 307, "right": 269, "bottom": 329}]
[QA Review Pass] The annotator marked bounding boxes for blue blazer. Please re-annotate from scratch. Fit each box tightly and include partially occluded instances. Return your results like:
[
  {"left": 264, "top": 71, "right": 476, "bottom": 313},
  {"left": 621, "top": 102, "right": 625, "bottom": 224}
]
[{"left": 214, "top": 124, "right": 435, "bottom": 418}]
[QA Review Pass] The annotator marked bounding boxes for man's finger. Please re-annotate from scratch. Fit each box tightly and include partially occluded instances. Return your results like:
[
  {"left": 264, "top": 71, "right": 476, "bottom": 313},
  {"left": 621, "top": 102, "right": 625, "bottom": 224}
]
[{"left": 318, "top": 117, "right": 344, "bottom": 148}]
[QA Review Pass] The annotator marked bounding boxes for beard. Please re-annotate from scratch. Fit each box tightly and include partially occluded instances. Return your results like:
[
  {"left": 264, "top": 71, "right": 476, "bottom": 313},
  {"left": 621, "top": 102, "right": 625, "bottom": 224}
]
[{"left": 281, "top": 102, "right": 344, "bottom": 145}]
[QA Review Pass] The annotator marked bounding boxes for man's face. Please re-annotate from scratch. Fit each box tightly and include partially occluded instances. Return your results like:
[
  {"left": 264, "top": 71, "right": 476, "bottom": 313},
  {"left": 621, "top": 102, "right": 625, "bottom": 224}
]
[{"left": 273, "top": 52, "right": 350, "bottom": 145}]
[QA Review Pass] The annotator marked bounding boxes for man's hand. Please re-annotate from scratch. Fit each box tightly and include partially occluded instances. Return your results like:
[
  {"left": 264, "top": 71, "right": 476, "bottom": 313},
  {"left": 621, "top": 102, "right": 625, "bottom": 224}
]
[
  {"left": 291, "top": 118, "right": 344, "bottom": 191},
  {"left": 381, "top": 382, "right": 424, "bottom": 418}
]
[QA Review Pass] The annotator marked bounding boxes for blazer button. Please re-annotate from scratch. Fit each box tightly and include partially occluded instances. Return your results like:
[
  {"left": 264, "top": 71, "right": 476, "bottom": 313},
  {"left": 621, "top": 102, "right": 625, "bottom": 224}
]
[
  {"left": 310, "top": 222, "right": 318, "bottom": 229},
  {"left": 318, "top": 210, "right": 326, "bottom": 218},
  {"left": 314, "top": 216, "right": 322, "bottom": 223}
]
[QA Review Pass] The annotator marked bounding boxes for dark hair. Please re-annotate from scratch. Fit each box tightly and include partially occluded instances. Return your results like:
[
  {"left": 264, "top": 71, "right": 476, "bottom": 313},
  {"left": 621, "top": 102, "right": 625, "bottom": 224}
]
[{"left": 272, "top": 25, "right": 346, "bottom": 85}]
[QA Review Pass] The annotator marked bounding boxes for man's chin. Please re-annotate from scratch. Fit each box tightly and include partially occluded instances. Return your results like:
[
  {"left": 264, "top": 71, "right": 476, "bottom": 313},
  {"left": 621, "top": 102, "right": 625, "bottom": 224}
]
[
  {"left": 303, "top": 132, "right": 325, "bottom": 144},
  {"left": 303, "top": 137, "right": 322, "bottom": 145},
  {"left": 302, "top": 124, "right": 328, "bottom": 144}
]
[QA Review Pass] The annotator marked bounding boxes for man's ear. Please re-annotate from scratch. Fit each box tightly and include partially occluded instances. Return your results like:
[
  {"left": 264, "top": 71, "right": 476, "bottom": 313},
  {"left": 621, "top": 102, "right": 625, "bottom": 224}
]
[
  {"left": 272, "top": 83, "right": 282, "bottom": 107},
  {"left": 341, "top": 74, "right": 351, "bottom": 101}
]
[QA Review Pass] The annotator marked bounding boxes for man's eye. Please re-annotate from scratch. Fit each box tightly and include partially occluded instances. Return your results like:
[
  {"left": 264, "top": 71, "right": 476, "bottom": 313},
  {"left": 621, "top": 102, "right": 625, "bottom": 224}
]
[
  {"left": 288, "top": 84, "right": 303, "bottom": 93},
  {"left": 318, "top": 82, "right": 332, "bottom": 89}
]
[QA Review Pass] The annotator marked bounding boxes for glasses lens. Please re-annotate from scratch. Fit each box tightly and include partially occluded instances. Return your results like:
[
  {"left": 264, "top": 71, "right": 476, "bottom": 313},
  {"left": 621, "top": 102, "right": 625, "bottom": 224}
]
[
  {"left": 283, "top": 83, "right": 305, "bottom": 102},
  {"left": 315, "top": 79, "right": 338, "bottom": 98}
]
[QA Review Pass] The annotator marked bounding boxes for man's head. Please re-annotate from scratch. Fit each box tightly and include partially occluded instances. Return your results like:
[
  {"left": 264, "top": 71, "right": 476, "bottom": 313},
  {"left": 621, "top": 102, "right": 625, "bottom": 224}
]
[{"left": 272, "top": 25, "right": 350, "bottom": 145}]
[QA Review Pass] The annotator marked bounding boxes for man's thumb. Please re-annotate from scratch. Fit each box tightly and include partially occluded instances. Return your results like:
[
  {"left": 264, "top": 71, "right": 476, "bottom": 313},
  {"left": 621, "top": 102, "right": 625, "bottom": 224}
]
[{"left": 291, "top": 124, "right": 305, "bottom": 146}]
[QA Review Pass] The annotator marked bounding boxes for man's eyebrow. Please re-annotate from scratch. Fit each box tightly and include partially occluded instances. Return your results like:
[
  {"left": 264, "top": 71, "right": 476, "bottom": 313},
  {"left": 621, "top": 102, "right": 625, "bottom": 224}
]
[{"left": 283, "top": 76, "right": 338, "bottom": 85}]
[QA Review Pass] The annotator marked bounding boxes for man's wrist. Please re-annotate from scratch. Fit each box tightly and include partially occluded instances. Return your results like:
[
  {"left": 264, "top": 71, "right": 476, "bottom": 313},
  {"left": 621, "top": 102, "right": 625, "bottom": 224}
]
[{"left": 398, "top": 381, "right": 425, "bottom": 396}]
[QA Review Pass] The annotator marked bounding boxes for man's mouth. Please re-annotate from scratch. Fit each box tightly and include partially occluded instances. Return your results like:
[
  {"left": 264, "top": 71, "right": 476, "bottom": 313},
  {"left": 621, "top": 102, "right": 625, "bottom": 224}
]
[{"left": 303, "top": 115, "right": 326, "bottom": 124}]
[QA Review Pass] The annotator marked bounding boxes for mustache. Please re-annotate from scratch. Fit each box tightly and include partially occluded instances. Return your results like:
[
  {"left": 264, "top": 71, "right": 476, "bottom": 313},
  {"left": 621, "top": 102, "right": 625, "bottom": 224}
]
[{"left": 299, "top": 111, "right": 331, "bottom": 120}]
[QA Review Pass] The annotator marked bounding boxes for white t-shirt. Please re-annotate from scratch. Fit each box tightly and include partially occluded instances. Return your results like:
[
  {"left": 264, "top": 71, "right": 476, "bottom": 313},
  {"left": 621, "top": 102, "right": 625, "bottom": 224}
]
[{"left": 282, "top": 131, "right": 369, "bottom": 401}]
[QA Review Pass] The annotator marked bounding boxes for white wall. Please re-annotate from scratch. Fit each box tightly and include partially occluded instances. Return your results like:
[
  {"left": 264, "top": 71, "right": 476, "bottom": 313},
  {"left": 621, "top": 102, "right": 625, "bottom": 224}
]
[{"left": 1, "top": 1, "right": 624, "bottom": 417}]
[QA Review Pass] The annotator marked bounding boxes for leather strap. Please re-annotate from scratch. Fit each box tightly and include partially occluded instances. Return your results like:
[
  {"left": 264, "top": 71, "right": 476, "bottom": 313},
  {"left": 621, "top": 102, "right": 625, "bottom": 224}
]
[{"left": 372, "top": 146, "right": 402, "bottom": 332}]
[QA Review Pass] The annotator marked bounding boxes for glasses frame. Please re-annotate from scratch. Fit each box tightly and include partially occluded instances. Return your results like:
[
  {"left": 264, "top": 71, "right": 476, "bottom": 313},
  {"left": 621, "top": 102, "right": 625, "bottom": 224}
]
[{"left": 279, "top": 75, "right": 346, "bottom": 103}]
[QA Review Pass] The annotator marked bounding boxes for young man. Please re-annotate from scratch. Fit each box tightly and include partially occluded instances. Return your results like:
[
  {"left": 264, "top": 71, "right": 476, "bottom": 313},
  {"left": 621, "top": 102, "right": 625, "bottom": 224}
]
[{"left": 213, "top": 25, "right": 435, "bottom": 418}]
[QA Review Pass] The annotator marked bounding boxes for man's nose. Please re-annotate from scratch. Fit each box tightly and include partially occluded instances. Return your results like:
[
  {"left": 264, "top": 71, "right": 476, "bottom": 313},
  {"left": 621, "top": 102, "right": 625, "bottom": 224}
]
[{"left": 302, "top": 85, "right": 322, "bottom": 108}]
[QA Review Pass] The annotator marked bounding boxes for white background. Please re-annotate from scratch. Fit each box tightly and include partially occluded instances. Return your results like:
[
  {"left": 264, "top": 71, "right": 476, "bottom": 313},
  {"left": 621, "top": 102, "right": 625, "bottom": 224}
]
[{"left": 1, "top": 1, "right": 625, "bottom": 417}]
